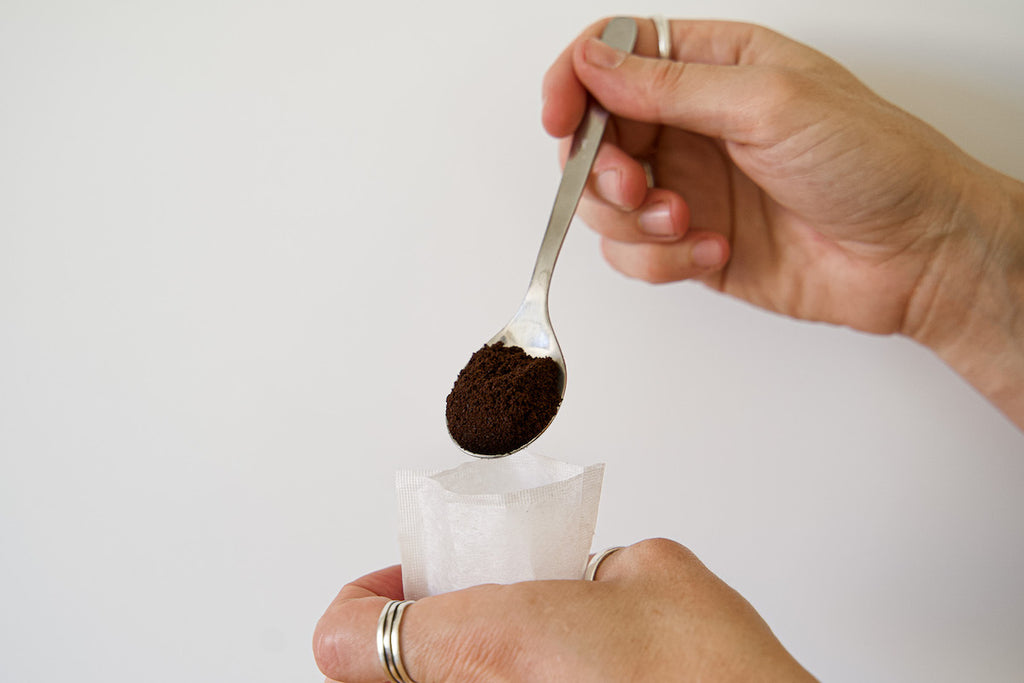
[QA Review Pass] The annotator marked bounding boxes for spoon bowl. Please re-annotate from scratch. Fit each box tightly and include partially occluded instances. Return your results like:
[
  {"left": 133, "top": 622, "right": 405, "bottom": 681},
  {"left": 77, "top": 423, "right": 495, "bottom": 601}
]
[{"left": 486, "top": 286, "right": 566, "bottom": 393}]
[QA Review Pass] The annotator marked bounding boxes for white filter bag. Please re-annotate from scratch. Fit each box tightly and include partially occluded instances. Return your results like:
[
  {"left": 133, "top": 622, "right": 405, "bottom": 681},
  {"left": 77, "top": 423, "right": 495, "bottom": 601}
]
[{"left": 397, "top": 452, "right": 604, "bottom": 599}]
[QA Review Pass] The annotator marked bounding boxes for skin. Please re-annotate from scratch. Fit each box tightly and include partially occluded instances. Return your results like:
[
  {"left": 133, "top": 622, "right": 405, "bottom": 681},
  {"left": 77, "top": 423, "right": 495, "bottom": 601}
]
[
  {"left": 542, "top": 18, "right": 1024, "bottom": 429},
  {"left": 314, "top": 538, "right": 817, "bottom": 682},
  {"left": 314, "top": 17, "right": 1024, "bottom": 683}
]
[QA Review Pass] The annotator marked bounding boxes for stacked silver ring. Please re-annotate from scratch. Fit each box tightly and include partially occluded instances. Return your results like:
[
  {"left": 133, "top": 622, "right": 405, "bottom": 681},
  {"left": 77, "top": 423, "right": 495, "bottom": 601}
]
[{"left": 377, "top": 599, "right": 418, "bottom": 683}]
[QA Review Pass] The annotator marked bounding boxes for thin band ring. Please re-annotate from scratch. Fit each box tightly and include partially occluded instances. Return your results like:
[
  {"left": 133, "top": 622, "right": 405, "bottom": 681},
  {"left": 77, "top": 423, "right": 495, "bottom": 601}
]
[
  {"left": 584, "top": 546, "right": 625, "bottom": 581},
  {"left": 641, "top": 16, "right": 671, "bottom": 189},
  {"left": 640, "top": 160, "right": 655, "bottom": 189},
  {"left": 391, "top": 601, "right": 415, "bottom": 683},
  {"left": 376, "top": 600, "right": 395, "bottom": 681},
  {"left": 377, "top": 599, "right": 418, "bottom": 683},
  {"left": 652, "top": 15, "right": 672, "bottom": 59}
]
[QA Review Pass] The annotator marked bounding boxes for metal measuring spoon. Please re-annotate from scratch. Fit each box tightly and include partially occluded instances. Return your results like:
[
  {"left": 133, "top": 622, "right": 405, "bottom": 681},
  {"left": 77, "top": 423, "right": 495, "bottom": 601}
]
[{"left": 447, "top": 17, "right": 638, "bottom": 458}]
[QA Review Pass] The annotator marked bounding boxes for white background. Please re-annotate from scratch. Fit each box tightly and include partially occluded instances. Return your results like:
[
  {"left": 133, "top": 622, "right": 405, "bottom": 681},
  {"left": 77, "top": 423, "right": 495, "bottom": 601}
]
[{"left": 2, "top": 0, "right": 1023, "bottom": 681}]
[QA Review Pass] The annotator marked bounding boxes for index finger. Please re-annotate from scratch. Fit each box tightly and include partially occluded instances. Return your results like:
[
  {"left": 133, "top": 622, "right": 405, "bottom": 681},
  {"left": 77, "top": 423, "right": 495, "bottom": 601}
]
[
  {"left": 543, "top": 16, "right": 669, "bottom": 138},
  {"left": 541, "top": 18, "right": 812, "bottom": 139},
  {"left": 541, "top": 19, "right": 607, "bottom": 139}
]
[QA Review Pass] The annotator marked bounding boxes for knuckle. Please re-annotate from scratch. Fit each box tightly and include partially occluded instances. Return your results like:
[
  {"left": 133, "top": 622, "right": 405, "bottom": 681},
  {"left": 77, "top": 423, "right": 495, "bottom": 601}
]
[
  {"left": 757, "top": 67, "right": 814, "bottom": 117},
  {"left": 648, "top": 59, "right": 680, "bottom": 92},
  {"left": 760, "top": 67, "right": 806, "bottom": 103},
  {"left": 733, "top": 66, "right": 817, "bottom": 142},
  {"left": 632, "top": 537, "right": 698, "bottom": 568},
  {"left": 644, "top": 60, "right": 686, "bottom": 115},
  {"left": 635, "top": 537, "right": 685, "bottom": 557}
]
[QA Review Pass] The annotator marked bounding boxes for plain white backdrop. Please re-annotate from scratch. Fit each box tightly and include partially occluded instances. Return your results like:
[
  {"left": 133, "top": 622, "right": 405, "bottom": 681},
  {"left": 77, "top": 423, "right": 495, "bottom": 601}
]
[{"left": 2, "top": 1, "right": 1022, "bottom": 681}]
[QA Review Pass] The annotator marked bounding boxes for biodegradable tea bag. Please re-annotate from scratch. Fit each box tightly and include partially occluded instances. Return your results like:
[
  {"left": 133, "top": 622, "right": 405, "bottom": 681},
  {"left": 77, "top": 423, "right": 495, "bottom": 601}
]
[{"left": 397, "top": 452, "right": 604, "bottom": 599}]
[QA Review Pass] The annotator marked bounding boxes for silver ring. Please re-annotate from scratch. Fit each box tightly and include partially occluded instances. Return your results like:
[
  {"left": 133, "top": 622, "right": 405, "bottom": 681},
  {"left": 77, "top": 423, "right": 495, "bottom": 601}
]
[
  {"left": 640, "top": 160, "right": 655, "bottom": 189},
  {"left": 641, "top": 18, "right": 669, "bottom": 191},
  {"left": 651, "top": 15, "right": 671, "bottom": 59},
  {"left": 584, "top": 546, "right": 625, "bottom": 581},
  {"left": 377, "top": 600, "right": 418, "bottom": 683}
]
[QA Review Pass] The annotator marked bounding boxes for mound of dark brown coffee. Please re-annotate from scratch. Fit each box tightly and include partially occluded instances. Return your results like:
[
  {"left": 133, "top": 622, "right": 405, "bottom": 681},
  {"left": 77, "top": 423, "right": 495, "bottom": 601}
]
[{"left": 446, "top": 342, "right": 563, "bottom": 456}]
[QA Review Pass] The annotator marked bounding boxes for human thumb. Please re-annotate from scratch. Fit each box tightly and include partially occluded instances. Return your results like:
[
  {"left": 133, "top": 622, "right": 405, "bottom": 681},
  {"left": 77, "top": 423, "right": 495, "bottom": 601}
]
[{"left": 574, "top": 37, "right": 759, "bottom": 142}]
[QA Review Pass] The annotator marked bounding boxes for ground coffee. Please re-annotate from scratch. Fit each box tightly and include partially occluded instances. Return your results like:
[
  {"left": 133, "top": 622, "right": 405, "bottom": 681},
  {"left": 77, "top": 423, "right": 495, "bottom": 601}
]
[{"left": 446, "top": 342, "right": 563, "bottom": 456}]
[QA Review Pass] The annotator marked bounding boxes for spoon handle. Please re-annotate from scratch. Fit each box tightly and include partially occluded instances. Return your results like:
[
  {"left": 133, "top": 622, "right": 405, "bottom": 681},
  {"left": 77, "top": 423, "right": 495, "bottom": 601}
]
[{"left": 528, "top": 17, "right": 638, "bottom": 297}]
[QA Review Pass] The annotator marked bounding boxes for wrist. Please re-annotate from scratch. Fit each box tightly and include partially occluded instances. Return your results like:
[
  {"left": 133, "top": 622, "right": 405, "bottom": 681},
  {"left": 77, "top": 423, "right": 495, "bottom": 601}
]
[{"left": 903, "top": 158, "right": 1024, "bottom": 429}]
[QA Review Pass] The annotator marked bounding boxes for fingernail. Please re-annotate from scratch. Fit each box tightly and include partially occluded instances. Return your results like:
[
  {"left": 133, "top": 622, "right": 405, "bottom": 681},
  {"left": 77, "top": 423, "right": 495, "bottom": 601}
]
[
  {"left": 692, "top": 239, "right": 724, "bottom": 268},
  {"left": 595, "top": 170, "right": 622, "bottom": 206},
  {"left": 583, "top": 37, "right": 628, "bottom": 69},
  {"left": 638, "top": 203, "right": 675, "bottom": 237}
]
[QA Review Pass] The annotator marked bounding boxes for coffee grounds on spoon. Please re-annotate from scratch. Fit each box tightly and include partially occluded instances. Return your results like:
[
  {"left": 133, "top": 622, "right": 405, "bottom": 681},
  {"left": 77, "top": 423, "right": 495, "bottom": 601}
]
[{"left": 446, "top": 342, "right": 563, "bottom": 456}]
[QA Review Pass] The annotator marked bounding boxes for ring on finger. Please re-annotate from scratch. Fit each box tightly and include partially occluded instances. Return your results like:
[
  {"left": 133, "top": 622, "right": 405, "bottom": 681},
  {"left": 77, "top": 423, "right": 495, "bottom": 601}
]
[
  {"left": 584, "top": 546, "right": 625, "bottom": 581},
  {"left": 377, "top": 599, "right": 418, "bottom": 683},
  {"left": 651, "top": 15, "right": 672, "bottom": 59},
  {"left": 643, "top": 16, "right": 672, "bottom": 190},
  {"left": 640, "top": 160, "right": 655, "bottom": 189}
]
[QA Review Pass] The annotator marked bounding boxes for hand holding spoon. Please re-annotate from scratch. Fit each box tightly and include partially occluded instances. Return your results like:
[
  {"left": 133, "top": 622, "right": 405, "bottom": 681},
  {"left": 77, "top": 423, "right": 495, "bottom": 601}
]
[{"left": 446, "top": 17, "right": 638, "bottom": 458}]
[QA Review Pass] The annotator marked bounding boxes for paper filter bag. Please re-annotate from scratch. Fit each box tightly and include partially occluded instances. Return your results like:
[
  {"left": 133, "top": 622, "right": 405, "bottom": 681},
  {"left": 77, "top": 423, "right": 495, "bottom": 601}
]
[{"left": 397, "top": 452, "right": 604, "bottom": 599}]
